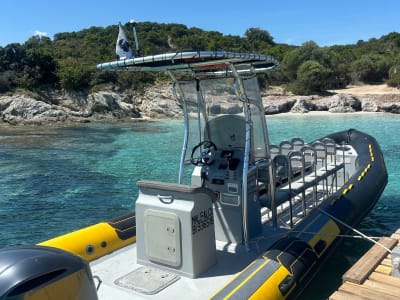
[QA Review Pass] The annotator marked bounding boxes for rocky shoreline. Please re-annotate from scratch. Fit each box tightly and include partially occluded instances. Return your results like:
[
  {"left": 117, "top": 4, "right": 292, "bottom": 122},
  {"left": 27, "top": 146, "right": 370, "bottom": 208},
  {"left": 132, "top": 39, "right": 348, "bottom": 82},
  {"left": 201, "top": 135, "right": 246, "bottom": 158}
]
[
  {"left": 262, "top": 92, "right": 400, "bottom": 114},
  {"left": 1, "top": 83, "right": 400, "bottom": 125}
]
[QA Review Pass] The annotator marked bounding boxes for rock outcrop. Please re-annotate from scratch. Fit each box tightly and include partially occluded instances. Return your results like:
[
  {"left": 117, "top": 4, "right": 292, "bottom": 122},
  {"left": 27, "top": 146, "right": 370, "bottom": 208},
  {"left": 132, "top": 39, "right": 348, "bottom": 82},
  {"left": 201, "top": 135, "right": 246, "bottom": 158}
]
[
  {"left": 0, "top": 86, "right": 174, "bottom": 125},
  {"left": 289, "top": 96, "right": 317, "bottom": 113},
  {"left": 263, "top": 92, "right": 400, "bottom": 114},
  {"left": 136, "top": 83, "right": 182, "bottom": 118},
  {"left": 0, "top": 95, "right": 67, "bottom": 124},
  {"left": 328, "top": 94, "right": 362, "bottom": 113},
  {"left": 1, "top": 84, "right": 400, "bottom": 125}
]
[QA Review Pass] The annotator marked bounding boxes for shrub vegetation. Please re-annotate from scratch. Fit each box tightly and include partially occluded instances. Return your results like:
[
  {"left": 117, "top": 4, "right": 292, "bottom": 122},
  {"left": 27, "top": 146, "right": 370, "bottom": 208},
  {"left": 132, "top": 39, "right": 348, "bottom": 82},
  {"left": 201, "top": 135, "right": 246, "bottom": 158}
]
[{"left": 1, "top": 22, "right": 399, "bottom": 95}]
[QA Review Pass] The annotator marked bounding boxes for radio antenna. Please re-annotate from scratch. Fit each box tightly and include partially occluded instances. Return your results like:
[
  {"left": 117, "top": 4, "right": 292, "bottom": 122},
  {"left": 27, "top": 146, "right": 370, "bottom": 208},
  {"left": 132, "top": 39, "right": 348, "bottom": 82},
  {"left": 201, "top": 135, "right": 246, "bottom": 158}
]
[{"left": 130, "top": 19, "right": 141, "bottom": 57}]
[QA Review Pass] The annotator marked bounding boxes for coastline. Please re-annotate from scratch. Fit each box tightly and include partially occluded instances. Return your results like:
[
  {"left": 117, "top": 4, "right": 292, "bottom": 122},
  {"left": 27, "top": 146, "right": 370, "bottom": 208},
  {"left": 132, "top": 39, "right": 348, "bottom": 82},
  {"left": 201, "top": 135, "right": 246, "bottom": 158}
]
[
  {"left": 1, "top": 84, "right": 399, "bottom": 126},
  {"left": 0, "top": 110, "right": 392, "bottom": 130},
  {"left": 266, "top": 110, "right": 387, "bottom": 117}
]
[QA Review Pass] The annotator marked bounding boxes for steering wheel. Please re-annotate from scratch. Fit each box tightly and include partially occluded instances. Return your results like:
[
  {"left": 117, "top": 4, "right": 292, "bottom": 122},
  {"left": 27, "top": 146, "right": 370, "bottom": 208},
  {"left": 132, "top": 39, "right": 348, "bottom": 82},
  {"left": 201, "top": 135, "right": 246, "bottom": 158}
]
[{"left": 190, "top": 141, "right": 218, "bottom": 166}]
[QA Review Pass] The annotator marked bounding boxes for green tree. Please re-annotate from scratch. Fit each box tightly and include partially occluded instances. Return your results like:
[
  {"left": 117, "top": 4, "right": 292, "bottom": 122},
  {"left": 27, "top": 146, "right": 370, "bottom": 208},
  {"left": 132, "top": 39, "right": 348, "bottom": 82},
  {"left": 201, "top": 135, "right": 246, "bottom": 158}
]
[
  {"left": 57, "top": 57, "right": 92, "bottom": 90},
  {"left": 292, "top": 60, "right": 333, "bottom": 95},
  {"left": 280, "top": 41, "right": 323, "bottom": 81},
  {"left": 244, "top": 28, "right": 274, "bottom": 50},
  {"left": 2, "top": 20, "right": 400, "bottom": 95},
  {"left": 327, "top": 45, "right": 355, "bottom": 88},
  {"left": 20, "top": 36, "right": 58, "bottom": 89},
  {"left": 387, "top": 54, "right": 400, "bottom": 87},
  {"left": 0, "top": 70, "right": 15, "bottom": 92},
  {"left": 350, "top": 54, "right": 390, "bottom": 83},
  {"left": 116, "top": 72, "right": 155, "bottom": 91},
  {"left": 387, "top": 65, "right": 400, "bottom": 88}
]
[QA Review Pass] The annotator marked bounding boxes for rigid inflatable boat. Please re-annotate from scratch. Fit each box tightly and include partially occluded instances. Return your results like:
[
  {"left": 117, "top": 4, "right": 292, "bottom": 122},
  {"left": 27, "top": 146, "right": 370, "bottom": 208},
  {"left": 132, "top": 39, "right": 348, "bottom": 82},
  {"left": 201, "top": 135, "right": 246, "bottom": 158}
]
[{"left": 0, "top": 30, "right": 387, "bottom": 300}]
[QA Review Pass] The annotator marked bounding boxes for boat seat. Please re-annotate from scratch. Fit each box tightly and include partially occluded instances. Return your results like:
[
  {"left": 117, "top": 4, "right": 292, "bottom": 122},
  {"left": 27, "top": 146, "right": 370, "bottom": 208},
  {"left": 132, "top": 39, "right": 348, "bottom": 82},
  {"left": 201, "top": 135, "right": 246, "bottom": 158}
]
[
  {"left": 289, "top": 151, "right": 313, "bottom": 187},
  {"left": 259, "top": 154, "right": 292, "bottom": 208},
  {"left": 269, "top": 144, "right": 280, "bottom": 159},
  {"left": 274, "top": 154, "right": 290, "bottom": 185},
  {"left": 323, "top": 138, "right": 344, "bottom": 169},
  {"left": 289, "top": 179, "right": 313, "bottom": 195},
  {"left": 312, "top": 140, "right": 344, "bottom": 177},
  {"left": 312, "top": 141, "right": 333, "bottom": 176},
  {"left": 301, "top": 145, "right": 326, "bottom": 181},
  {"left": 279, "top": 140, "right": 293, "bottom": 156},
  {"left": 291, "top": 137, "right": 305, "bottom": 151},
  {"left": 323, "top": 138, "right": 345, "bottom": 191},
  {"left": 260, "top": 151, "right": 312, "bottom": 208},
  {"left": 281, "top": 143, "right": 316, "bottom": 195},
  {"left": 259, "top": 189, "right": 291, "bottom": 208},
  {"left": 301, "top": 145, "right": 317, "bottom": 172}
]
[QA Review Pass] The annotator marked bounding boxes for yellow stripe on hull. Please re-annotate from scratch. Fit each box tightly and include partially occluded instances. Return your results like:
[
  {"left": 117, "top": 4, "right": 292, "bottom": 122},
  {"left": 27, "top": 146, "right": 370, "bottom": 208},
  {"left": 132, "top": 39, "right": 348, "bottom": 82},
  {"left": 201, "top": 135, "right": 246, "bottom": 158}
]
[
  {"left": 210, "top": 258, "right": 291, "bottom": 300},
  {"left": 39, "top": 222, "right": 136, "bottom": 261},
  {"left": 223, "top": 259, "right": 271, "bottom": 299},
  {"left": 248, "top": 266, "right": 290, "bottom": 300},
  {"left": 308, "top": 219, "right": 340, "bottom": 256}
]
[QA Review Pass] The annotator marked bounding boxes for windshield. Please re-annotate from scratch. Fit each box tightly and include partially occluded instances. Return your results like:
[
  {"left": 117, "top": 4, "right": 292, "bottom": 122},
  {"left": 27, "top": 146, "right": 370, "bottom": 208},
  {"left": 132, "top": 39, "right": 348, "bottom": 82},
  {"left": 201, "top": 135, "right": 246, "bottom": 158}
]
[{"left": 176, "top": 73, "right": 270, "bottom": 182}]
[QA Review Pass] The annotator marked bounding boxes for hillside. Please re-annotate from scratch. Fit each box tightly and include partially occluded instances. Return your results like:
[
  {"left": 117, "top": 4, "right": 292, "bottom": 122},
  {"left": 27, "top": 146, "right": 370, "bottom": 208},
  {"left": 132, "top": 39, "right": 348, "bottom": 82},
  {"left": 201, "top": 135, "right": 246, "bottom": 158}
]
[
  {"left": 1, "top": 22, "right": 400, "bottom": 124},
  {"left": 1, "top": 22, "right": 400, "bottom": 96}
]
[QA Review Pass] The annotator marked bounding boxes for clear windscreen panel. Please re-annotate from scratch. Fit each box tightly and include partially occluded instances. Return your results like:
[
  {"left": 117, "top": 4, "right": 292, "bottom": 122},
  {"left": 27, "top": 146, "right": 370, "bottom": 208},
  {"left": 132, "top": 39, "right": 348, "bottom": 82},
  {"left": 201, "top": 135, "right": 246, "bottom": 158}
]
[
  {"left": 242, "top": 76, "right": 270, "bottom": 161},
  {"left": 179, "top": 77, "right": 244, "bottom": 161},
  {"left": 200, "top": 77, "right": 246, "bottom": 150},
  {"left": 176, "top": 73, "right": 269, "bottom": 182},
  {"left": 177, "top": 80, "right": 203, "bottom": 161}
]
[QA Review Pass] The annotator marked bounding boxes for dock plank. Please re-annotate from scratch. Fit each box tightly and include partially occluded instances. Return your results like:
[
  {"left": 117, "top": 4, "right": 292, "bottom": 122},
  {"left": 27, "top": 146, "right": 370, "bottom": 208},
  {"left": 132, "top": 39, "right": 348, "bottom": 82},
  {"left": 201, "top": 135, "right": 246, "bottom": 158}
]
[
  {"left": 375, "top": 264, "right": 392, "bottom": 275},
  {"left": 369, "top": 271, "right": 400, "bottom": 287},
  {"left": 330, "top": 229, "right": 400, "bottom": 299},
  {"left": 342, "top": 237, "right": 397, "bottom": 284},
  {"left": 391, "top": 233, "right": 400, "bottom": 240},
  {"left": 329, "top": 290, "right": 368, "bottom": 300},
  {"left": 363, "top": 278, "right": 400, "bottom": 297},
  {"left": 339, "top": 282, "right": 399, "bottom": 300},
  {"left": 381, "top": 257, "right": 392, "bottom": 267}
]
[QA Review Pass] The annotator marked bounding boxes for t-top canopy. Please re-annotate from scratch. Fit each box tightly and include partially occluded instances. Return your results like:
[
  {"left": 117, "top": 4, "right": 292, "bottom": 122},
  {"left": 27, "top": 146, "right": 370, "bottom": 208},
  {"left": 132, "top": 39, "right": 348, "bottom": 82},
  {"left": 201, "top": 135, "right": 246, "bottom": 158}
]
[{"left": 96, "top": 51, "right": 279, "bottom": 74}]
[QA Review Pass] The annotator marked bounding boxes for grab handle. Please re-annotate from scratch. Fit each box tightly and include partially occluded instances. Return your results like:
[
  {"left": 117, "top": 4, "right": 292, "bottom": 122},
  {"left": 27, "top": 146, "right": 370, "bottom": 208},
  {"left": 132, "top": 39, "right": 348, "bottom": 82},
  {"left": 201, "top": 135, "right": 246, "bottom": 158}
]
[{"left": 158, "top": 195, "right": 174, "bottom": 204}]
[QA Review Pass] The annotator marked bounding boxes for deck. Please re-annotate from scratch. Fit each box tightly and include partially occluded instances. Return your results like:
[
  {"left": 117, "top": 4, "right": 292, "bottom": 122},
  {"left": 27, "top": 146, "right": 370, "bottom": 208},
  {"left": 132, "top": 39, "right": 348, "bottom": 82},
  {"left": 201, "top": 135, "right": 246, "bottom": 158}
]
[{"left": 329, "top": 229, "right": 400, "bottom": 300}]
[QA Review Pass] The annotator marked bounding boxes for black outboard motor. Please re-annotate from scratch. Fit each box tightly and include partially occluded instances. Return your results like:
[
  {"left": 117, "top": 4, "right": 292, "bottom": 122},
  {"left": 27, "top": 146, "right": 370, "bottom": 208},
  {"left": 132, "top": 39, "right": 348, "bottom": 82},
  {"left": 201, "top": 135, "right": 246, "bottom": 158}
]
[{"left": 0, "top": 246, "right": 98, "bottom": 300}]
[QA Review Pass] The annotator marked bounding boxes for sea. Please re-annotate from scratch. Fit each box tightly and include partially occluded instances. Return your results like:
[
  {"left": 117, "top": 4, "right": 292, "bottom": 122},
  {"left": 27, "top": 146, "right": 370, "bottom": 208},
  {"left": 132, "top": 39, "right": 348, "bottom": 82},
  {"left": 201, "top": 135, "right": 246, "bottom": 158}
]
[{"left": 1, "top": 112, "right": 399, "bottom": 299}]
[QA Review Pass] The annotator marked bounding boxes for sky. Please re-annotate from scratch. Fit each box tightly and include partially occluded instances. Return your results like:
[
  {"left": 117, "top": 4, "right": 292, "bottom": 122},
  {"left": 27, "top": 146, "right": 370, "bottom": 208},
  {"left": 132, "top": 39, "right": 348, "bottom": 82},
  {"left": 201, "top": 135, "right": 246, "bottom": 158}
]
[{"left": 1, "top": 0, "right": 399, "bottom": 47}]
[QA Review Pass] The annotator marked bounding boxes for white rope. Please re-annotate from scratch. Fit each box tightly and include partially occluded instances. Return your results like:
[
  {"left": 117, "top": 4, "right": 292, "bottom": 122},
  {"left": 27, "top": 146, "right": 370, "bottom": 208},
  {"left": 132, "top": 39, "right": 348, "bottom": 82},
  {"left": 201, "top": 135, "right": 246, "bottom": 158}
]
[{"left": 317, "top": 207, "right": 392, "bottom": 254}]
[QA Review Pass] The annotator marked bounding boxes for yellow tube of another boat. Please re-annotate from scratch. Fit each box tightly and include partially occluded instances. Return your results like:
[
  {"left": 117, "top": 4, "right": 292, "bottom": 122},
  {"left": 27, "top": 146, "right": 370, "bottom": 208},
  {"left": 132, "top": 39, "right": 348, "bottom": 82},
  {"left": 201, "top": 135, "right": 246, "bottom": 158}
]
[{"left": 38, "top": 222, "right": 136, "bottom": 261}]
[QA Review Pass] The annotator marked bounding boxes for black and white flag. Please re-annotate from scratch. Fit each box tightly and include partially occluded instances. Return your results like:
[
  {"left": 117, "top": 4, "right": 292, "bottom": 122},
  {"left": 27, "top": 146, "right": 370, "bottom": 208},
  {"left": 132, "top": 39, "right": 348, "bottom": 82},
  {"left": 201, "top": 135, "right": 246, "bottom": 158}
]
[{"left": 116, "top": 23, "right": 133, "bottom": 60}]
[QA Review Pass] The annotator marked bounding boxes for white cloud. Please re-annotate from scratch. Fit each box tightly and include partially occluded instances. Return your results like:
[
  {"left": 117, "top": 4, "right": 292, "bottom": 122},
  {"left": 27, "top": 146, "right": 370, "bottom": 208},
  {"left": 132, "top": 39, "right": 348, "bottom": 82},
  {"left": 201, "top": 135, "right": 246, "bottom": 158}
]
[{"left": 33, "top": 30, "right": 48, "bottom": 38}]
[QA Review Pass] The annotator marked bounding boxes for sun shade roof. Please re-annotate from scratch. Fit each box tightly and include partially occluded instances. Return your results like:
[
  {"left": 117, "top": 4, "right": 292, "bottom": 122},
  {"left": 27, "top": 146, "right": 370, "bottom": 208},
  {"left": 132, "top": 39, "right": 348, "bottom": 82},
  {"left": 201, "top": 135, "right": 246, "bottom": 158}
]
[{"left": 97, "top": 51, "right": 279, "bottom": 74}]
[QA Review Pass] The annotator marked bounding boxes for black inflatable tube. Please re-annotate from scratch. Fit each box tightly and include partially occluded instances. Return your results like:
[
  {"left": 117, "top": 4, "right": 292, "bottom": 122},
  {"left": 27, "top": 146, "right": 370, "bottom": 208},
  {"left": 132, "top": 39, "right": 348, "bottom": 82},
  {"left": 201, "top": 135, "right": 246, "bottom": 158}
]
[
  {"left": 321, "top": 129, "right": 388, "bottom": 229},
  {"left": 266, "top": 128, "right": 388, "bottom": 299}
]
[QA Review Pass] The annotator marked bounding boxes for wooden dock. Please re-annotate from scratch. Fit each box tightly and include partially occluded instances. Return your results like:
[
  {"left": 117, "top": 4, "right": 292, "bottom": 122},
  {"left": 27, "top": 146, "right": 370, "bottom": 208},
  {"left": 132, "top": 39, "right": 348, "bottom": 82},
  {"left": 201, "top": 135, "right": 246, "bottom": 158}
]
[{"left": 329, "top": 229, "right": 400, "bottom": 300}]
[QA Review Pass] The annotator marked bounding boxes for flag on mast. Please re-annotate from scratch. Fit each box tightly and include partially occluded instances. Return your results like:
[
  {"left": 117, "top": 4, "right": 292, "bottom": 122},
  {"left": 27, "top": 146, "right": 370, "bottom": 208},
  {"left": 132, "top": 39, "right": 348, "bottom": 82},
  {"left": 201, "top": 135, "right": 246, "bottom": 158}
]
[{"left": 116, "top": 22, "right": 133, "bottom": 60}]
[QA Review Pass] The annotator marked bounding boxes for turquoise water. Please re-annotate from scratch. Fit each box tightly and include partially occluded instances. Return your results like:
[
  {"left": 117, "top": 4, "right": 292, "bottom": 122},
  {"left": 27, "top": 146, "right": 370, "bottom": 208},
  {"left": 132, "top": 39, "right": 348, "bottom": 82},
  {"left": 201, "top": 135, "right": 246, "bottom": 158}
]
[{"left": 1, "top": 113, "right": 399, "bottom": 298}]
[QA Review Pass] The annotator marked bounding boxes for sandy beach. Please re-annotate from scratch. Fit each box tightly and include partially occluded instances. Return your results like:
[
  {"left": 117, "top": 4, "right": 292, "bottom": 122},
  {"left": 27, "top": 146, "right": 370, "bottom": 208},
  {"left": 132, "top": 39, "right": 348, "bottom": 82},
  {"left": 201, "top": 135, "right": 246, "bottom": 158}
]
[{"left": 329, "top": 84, "right": 400, "bottom": 95}]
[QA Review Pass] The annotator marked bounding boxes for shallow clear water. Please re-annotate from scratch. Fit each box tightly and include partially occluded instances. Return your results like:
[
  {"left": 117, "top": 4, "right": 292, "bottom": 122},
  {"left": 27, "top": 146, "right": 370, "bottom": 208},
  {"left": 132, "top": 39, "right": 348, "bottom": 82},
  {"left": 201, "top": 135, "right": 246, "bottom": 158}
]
[{"left": 0, "top": 113, "right": 399, "bottom": 299}]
